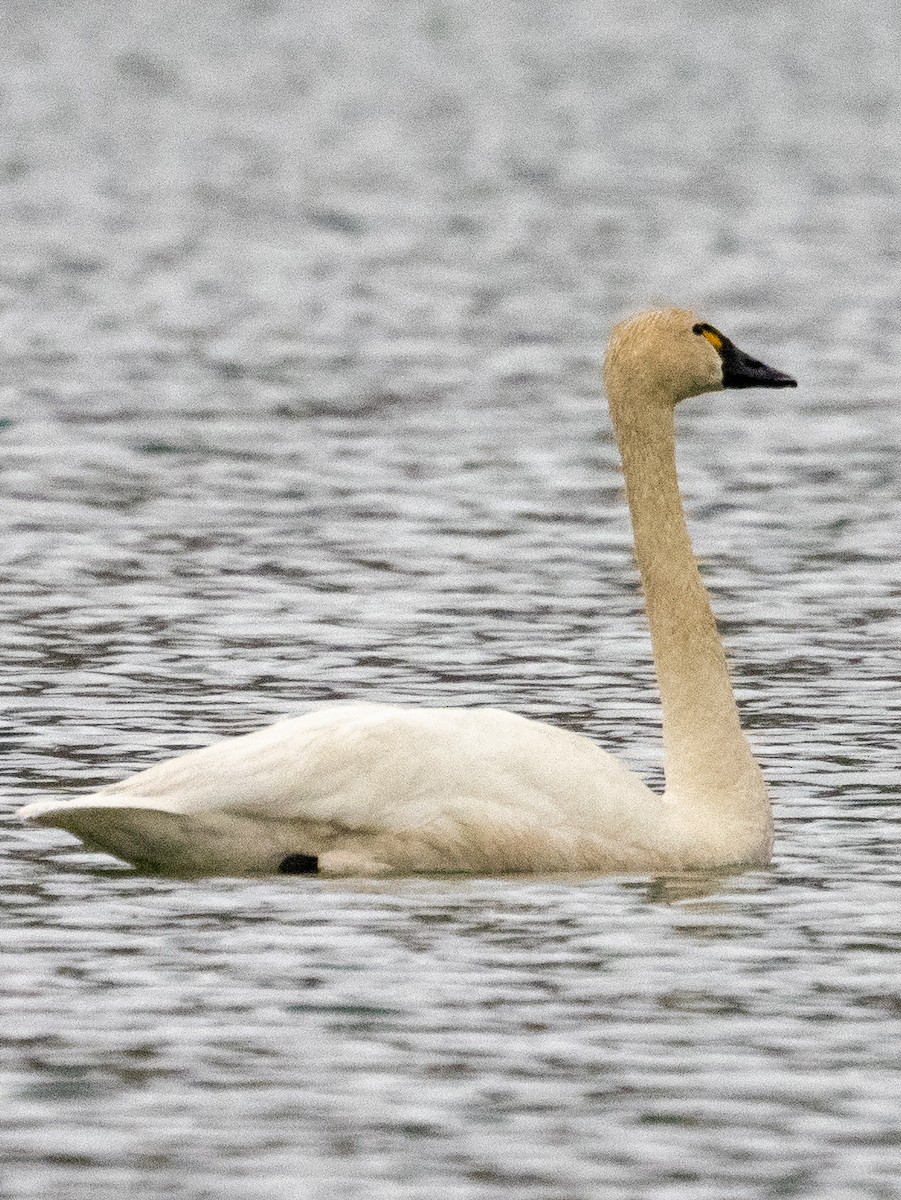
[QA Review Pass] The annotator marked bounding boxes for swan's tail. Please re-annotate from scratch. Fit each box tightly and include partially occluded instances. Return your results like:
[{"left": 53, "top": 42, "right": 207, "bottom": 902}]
[{"left": 20, "top": 795, "right": 292, "bottom": 878}]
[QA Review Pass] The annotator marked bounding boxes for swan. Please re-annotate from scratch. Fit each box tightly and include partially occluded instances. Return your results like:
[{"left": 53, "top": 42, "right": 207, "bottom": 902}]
[{"left": 20, "top": 308, "right": 797, "bottom": 878}]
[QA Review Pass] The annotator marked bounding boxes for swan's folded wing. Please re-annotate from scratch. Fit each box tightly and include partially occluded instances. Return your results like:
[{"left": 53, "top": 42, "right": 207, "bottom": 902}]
[{"left": 19, "top": 702, "right": 661, "bottom": 876}]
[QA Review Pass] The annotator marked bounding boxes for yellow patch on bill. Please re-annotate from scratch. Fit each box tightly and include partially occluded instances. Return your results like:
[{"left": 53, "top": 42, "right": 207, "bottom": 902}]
[{"left": 700, "top": 326, "right": 723, "bottom": 351}]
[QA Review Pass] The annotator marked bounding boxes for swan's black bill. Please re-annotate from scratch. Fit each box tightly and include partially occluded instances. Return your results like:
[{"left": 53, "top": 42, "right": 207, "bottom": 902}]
[
  {"left": 693, "top": 322, "right": 797, "bottom": 389},
  {"left": 720, "top": 341, "right": 797, "bottom": 389}
]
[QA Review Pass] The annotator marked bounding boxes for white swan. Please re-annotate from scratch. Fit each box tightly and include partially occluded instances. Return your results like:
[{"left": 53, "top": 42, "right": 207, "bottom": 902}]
[{"left": 21, "top": 308, "right": 796, "bottom": 878}]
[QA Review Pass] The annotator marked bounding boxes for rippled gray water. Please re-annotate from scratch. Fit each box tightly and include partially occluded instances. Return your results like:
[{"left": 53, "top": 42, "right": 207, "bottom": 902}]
[{"left": 2, "top": 1, "right": 901, "bottom": 1196}]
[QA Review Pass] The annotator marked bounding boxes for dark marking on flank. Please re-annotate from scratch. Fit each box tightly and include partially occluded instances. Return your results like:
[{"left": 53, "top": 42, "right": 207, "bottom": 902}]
[{"left": 279, "top": 853, "right": 319, "bottom": 875}]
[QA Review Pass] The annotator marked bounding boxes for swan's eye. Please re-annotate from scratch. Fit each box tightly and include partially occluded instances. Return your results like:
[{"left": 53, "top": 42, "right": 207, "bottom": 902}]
[{"left": 692, "top": 323, "right": 724, "bottom": 351}]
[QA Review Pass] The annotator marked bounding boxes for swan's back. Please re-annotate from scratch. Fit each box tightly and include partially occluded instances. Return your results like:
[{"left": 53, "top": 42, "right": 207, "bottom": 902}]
[{"left": 23, "top": 703, "right": 660, "bottom": 877}]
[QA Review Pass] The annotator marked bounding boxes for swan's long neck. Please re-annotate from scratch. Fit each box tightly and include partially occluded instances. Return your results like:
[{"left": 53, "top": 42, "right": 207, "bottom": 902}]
[{"left": 611, "top": 391, "right": 763, "bottom": 813}]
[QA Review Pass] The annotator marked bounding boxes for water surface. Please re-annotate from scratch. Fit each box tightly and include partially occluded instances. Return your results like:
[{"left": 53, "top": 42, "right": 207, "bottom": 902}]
[{"left": 2, "top": 1, "right": 901, "bottom": 1196}]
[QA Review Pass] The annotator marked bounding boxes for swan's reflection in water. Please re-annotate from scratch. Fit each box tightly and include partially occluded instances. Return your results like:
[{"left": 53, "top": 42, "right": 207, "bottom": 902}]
[{"left": 641, "top": 869, "right": 742, "bottom": 905}]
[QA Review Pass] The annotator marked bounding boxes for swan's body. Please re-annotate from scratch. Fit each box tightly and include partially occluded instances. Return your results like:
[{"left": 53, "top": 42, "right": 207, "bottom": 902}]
[
  {"left": 21, "top": 309, "right": 796, "bottom": 877},
  {"left": 19, "top": 704, "right": 760, "bottom": 877}
]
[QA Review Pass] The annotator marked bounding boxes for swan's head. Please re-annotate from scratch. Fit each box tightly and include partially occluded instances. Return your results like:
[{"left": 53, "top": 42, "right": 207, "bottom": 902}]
[{"left": 603, "top": 307, "right": 797, "bottom": 408}]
